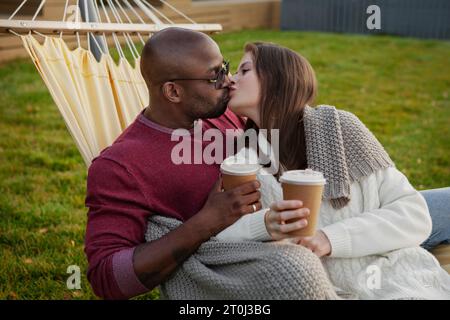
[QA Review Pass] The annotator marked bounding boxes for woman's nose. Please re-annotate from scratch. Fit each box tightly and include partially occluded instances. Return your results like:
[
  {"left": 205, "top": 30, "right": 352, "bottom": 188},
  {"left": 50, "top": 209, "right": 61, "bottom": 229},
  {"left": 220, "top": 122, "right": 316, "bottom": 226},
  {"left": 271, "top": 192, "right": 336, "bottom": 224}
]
[
  {"left": 228, "top": 72, "right": 237, "bottom": 86},
  {"left": 223, "top": 72, "right": 235, "bottom": 88},
  {"left": 229, "top": 72, "right": 237, "bottom": 83}
]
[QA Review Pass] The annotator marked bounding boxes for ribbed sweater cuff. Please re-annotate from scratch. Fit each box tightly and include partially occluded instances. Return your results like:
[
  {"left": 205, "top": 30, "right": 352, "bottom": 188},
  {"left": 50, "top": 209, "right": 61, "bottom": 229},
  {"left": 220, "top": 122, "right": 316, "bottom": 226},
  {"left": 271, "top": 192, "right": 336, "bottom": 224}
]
[
  {"left": 247, "top": 208, "right": 272, "bottom": 241},
  {"left": 112, "top": 247, "right": 149, "bottom": 298},
  {"left": 321, "top": 223, "right": 352, "bottom": 258}
]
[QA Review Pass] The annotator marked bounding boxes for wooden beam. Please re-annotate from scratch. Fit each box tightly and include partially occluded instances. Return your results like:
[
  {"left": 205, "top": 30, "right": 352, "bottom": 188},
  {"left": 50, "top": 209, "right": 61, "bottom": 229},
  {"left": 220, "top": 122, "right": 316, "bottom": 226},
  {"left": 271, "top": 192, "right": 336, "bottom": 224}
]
[{"left": 0, "top": 19, "right": 222, "bottom": 35}]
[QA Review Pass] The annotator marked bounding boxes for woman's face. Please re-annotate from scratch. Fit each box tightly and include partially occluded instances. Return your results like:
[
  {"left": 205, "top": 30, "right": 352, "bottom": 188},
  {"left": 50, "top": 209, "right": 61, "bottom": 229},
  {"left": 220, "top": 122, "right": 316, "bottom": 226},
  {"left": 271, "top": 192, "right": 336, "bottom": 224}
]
[{"left": 228, "top": 52, "right": 261, "bottom": 126}]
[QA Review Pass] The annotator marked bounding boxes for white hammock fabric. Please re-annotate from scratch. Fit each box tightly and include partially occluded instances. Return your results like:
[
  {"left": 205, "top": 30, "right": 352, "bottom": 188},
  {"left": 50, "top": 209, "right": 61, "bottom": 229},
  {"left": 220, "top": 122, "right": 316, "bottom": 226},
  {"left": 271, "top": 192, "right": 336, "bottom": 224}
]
[
  {"left": 1, "top": 0, "right": 222, "bottom": 165},
  {"left": 22, "top": 34, "right": 147, "bottom": 166}
]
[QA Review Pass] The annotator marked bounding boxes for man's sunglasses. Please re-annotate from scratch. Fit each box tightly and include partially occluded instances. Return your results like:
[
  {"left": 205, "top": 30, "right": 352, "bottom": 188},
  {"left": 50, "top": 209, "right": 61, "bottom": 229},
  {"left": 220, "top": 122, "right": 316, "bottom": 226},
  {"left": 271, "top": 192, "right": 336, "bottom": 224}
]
[{"left": 169, "top": 60, "right": 230, "bottom": 90}]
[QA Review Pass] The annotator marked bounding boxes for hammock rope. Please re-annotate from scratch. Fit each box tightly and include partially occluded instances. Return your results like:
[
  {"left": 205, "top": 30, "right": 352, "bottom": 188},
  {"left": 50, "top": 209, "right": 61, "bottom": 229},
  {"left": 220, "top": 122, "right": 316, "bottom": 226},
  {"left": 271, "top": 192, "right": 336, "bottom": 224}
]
[{"left": 0, "top": 0, "right": 222, "bottom": 165}]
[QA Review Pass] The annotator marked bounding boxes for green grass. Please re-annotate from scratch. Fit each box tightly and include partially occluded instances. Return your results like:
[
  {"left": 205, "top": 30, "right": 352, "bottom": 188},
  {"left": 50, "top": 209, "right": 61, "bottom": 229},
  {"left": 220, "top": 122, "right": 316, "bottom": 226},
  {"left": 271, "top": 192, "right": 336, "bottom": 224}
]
[{"left": 0, "top": 30, "right": 449, "bottom": 299}]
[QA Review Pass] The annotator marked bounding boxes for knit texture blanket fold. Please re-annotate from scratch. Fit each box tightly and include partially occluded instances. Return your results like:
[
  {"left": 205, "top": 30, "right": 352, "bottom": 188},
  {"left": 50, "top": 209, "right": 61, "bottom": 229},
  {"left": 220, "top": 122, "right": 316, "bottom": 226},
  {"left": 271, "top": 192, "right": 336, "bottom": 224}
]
[
  {"left": 303, "top": 105, "right": 394, "bottom": 209},
  {"left": 145, "top": 215, "right": 339, "bottom": 300}
]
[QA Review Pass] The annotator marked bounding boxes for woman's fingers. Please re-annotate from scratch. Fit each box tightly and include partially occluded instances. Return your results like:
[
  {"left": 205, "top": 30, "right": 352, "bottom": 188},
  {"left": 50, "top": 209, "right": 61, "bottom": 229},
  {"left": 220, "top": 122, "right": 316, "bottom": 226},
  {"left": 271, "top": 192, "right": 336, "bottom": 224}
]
[
  {"left": 267, "top": 208, "right": 309, "bottom": 225},
  {"left": 278, "top": 219, "right": 308, "bottom": 233},
  {"left": 270, "top": 200, "right": 303, "bottom": 212},
  {"left": 298, "top": 236, "right": 319, "bottom": 253},
  {"left": 279, "top": 208, "right": 310, "bottom": 222},
  {"left": 265, "top": 204, "right": 311, "bottom": 240},
  {"left": 298, "top": 236, "right": 313, "bottom": 244}
]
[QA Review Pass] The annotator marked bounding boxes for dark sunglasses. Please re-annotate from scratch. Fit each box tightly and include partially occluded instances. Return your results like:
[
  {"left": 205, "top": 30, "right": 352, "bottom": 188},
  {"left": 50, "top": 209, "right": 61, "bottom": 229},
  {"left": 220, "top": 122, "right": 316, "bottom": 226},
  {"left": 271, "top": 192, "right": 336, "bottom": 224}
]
[{"left": 169, "top": 60, "right": 230, "bottom": 90}]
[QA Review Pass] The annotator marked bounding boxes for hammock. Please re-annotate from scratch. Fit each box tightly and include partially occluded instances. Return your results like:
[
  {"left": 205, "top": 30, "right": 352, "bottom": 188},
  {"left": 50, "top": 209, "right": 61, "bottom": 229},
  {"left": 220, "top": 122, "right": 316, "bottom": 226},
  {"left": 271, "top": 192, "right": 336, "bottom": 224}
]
[{"left": 0, "top": 0, "right": 222, "bottom": 165}]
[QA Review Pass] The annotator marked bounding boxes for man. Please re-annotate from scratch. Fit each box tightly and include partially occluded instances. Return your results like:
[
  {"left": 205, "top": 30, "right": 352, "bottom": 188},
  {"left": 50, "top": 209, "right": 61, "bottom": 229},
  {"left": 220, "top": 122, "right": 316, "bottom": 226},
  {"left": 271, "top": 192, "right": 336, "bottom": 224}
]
[{"left": 84, "top": 27, "right": 264, "bottom": 299}]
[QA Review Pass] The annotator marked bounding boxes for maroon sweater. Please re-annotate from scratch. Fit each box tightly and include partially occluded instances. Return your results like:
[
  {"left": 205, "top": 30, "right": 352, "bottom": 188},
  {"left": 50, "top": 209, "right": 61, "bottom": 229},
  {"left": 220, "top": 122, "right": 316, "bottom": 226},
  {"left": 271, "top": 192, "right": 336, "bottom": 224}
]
[{"left": 84, "top": 108, "right": 245, "bottom": 299}]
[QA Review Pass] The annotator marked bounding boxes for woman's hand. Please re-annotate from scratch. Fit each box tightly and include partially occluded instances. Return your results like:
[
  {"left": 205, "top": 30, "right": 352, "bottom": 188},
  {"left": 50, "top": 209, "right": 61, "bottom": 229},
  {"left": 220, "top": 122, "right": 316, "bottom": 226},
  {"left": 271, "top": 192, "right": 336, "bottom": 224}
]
[
  {"left": 265, "top": 200, "right": 332, "bottom": 257},
  {"left": 295, "top": 231, "right": 332, "bottom": 258},
  {"left": 265, "top": 200, "right": 310, "bottom": 241}
]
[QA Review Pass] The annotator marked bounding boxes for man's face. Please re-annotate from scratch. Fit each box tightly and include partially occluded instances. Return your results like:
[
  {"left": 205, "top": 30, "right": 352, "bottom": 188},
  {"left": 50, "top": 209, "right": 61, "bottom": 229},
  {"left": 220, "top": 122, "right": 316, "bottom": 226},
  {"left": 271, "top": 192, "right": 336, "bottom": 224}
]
[{"left": 180, "top": 46, "right": 231, "bottom": 120}]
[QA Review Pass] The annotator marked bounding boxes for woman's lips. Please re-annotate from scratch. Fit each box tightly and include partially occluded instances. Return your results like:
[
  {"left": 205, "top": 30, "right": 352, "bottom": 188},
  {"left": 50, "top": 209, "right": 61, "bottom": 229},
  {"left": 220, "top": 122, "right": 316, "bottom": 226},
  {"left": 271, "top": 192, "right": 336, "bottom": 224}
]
[{"left": 228, "top": 86, "right": 237, "bottom": 97}]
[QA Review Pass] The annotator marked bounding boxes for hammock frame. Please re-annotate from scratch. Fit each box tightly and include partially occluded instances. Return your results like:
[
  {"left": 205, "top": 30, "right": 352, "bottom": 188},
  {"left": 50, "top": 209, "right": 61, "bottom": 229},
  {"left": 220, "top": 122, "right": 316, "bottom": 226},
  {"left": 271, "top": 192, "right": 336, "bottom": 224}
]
[
  {"left": 0, "top": 0, "right": 222, "bottom": 53},
  {"left": 0, "top": 19, "right": 222, "bottom": 35}
]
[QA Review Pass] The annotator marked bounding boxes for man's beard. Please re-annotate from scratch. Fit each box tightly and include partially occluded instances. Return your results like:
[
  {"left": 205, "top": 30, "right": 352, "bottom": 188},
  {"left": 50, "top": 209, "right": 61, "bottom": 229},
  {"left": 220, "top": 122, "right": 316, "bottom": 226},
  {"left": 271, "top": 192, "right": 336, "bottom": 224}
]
[{"left": 191, "top": 90, "right": 230, "bottom": 119}]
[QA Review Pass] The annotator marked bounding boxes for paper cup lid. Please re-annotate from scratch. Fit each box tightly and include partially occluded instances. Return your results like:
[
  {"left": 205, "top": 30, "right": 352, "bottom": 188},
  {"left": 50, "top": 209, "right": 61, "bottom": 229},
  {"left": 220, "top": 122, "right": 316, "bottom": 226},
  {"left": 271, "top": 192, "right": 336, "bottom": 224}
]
[
  {"left": 220, "top": 162, "right": 261, "bottom": 176},
  {"left": 220, "top": 152, "right": 261, "bottom": 176},
  {"left": 279, "top": 169, "right": 326, "bottom": 185}
]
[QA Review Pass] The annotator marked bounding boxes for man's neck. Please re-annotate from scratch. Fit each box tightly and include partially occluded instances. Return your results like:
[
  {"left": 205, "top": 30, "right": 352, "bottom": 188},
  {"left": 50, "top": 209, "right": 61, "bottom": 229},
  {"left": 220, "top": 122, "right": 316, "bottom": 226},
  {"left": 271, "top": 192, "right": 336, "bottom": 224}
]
[{"left": 143, "top": 105, "right": 195, "bottom": 130}]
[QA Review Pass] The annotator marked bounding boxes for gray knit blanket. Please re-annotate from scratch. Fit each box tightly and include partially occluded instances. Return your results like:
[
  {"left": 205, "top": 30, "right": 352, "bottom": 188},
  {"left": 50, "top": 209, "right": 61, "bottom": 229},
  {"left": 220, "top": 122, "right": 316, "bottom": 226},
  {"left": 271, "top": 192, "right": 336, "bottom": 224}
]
[
  {"left": 303, "top": 105, "right": 394, "bottom": 209},
  {"left": 145, "top": 215, "right": 339, "bottom": 300}
]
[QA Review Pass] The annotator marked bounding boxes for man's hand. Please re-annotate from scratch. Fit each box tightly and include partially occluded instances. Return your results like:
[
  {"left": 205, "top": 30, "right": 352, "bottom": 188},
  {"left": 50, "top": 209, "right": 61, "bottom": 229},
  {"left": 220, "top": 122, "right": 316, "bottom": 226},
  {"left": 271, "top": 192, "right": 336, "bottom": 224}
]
[
  {"left": 295, "top": 230, "right": 332, "bottom": 258},
  {"left": 197, "top": 177, "right": 262, "bottom": 236},
  {"left": 133, "top": 176, "right": 261, "bottom": 291}
]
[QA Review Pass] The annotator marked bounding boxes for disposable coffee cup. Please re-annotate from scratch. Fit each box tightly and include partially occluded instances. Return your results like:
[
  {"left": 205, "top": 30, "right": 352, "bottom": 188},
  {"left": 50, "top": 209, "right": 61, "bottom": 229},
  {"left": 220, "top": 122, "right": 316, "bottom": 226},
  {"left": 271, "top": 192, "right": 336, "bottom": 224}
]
[
  {"left": 279, "top": 169, "right": 326, "bottom": 237},
  {"left": 220, "top": 158, "right": 260, "bottom": 191}
]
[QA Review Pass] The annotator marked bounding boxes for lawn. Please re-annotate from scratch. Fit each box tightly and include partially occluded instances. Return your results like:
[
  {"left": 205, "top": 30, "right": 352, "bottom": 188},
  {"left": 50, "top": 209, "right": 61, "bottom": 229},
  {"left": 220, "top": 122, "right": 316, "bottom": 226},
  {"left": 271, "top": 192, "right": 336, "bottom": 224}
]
[{"left": 0, "top": 29, "right": 449, "bottom": 300}]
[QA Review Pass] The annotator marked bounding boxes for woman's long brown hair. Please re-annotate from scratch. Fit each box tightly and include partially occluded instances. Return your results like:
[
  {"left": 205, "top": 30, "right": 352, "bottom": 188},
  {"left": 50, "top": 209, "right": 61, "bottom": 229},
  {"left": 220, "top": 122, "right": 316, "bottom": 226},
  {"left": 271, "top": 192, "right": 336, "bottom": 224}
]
[{"left": 244, "top": 42, "right": 317, "bottom": 174}]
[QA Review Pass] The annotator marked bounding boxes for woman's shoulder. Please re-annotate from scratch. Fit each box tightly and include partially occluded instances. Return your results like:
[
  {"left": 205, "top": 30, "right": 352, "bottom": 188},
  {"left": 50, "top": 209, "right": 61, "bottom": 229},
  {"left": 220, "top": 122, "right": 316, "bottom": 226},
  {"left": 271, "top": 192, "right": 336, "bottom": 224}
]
[
  {"left": 305, "top": 105, "right": 370, "bottom": 138},
  {"left": 306, "top": 104, "right": 363, "bottom": 123},
  {"left": 308, "top": 104, "right": 359, "bottom": 117},
  {"left": 323, "top": 105, "right": 365, "bottom": 123}
]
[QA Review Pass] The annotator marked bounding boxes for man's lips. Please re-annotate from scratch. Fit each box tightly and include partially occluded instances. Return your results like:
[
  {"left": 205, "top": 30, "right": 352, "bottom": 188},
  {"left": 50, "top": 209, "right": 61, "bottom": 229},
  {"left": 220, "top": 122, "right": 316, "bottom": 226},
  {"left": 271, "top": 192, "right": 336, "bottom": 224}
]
[{"left": 223, "top": 90, "right": 231, "bottom": 102}]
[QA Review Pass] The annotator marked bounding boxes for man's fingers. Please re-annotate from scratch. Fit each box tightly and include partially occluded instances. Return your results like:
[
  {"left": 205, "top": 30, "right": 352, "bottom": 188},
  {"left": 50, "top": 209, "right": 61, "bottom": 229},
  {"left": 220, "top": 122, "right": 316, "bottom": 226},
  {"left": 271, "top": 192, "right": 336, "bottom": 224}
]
[
  {"left": 212, "top": 176, "right": 223, "bottom": 192},
  {"left": 270, "top": 200, "right": 303, "bottom": 212},
  {"left": 233, "top": 180, "right": 261, "bottom": 195},
  {"left": 244, "top": 201, "right": 262, "bottom": 214},
  {"left": 240, "top": 190, "right": 261, "bottom": 206}
]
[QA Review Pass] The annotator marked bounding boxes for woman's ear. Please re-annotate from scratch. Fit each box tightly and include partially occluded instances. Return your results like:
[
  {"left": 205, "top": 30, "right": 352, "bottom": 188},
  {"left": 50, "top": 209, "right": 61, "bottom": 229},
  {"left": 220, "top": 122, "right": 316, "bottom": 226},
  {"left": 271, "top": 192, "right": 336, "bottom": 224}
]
[{"left": 161, "top": 82, "right": 182, "bottom": 103}]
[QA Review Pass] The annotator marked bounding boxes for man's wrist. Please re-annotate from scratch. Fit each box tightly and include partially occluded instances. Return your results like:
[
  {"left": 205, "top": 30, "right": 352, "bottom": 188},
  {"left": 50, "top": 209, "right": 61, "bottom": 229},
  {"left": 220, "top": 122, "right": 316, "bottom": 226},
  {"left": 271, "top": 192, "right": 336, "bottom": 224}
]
[{"left": 186, "top": 210, "right": 217, "bottom": 242}]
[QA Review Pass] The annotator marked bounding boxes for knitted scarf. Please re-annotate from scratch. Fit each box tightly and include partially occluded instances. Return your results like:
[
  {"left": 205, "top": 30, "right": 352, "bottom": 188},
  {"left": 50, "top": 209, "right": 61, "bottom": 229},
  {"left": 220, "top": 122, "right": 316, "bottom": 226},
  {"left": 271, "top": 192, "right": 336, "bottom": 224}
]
[{"left": 303, "top": 105, "right": 394, "bottom": 209}]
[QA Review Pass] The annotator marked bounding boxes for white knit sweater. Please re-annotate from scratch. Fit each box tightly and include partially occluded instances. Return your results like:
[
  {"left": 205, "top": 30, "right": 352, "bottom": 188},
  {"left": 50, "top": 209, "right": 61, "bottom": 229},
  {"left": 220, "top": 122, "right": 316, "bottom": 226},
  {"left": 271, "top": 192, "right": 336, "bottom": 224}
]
[{"left": 216, "top": 167, "right": 450, "bottom": 299}]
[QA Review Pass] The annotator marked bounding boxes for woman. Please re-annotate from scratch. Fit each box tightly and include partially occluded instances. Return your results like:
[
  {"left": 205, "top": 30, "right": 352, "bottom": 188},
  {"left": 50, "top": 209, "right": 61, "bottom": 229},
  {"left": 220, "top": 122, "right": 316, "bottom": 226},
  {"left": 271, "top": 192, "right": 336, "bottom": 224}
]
[{"left": 216, "top": 42, "right": 450, "bottom": 299}]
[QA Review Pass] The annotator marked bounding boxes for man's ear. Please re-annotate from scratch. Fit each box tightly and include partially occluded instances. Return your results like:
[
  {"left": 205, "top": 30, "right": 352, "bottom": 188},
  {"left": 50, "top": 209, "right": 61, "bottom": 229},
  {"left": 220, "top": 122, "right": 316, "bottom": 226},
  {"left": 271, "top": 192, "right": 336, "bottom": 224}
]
[{"left": 161, "top": 82, "right": 182, "bottom": 103}]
